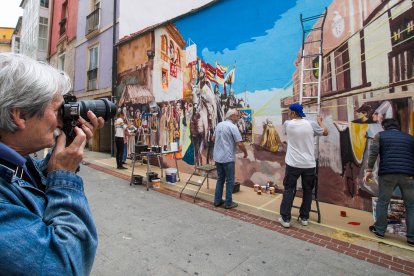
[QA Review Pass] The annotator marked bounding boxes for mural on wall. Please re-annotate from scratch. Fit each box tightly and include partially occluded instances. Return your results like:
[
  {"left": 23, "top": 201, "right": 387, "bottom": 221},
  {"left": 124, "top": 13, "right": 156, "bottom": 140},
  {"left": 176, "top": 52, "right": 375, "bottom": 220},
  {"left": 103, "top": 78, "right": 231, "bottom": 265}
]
[{"left": 116, "top": 0, "right": 414, "bottom": 212}]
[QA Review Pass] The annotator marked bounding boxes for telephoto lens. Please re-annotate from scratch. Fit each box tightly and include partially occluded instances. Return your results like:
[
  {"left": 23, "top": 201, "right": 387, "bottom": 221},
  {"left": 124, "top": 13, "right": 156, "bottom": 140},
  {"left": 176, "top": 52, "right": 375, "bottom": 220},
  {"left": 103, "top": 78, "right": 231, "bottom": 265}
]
[{"left": 78, "top": 99, "right": 117, "bottom": 121}]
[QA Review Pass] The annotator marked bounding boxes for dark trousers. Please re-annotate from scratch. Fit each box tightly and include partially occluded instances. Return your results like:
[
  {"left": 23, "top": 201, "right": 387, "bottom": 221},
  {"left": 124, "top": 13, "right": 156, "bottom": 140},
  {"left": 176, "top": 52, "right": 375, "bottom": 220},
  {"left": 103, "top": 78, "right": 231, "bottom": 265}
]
[
  {"left": 280, "top": 164, "right": 316, "bottom": 221},
  {"left": 115, "top": 137, "right": 124, "bottom": 167}
]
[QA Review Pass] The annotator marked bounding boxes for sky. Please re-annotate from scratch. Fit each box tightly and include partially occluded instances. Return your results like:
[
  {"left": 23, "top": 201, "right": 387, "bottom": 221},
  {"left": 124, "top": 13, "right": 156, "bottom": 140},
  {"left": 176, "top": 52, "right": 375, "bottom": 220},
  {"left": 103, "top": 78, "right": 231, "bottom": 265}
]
[
  {"left": 175, "top": 0, "right": 333, "bottom": 94},
  {"left": 0, "top": 0, "right": 22, "bottom": 28}
]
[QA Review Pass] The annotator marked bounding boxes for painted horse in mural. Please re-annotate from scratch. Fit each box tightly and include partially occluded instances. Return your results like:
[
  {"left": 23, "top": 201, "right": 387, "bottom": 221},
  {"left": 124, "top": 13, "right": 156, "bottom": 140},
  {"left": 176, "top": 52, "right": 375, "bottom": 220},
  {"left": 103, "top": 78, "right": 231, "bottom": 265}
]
[{"left": 190, "top": 77, "right": 217, "bottom": 166}]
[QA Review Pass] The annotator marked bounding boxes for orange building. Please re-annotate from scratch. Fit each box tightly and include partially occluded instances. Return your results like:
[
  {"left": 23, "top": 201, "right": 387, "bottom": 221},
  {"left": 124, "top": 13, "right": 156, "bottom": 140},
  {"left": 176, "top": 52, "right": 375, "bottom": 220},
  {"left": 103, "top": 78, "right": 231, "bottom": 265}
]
[{"left": 0, "top": 27, "right": 14, "bottom": 52}]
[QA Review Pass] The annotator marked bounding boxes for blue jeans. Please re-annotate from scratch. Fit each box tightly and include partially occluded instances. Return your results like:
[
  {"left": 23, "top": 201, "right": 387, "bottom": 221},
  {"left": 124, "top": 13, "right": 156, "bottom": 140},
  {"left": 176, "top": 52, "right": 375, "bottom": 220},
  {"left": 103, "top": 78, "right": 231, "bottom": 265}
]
[
  {"left": 214, "top": 162, "right": 235, "bottom": 207},
  {"left": 280, "top": 165, "right": 316, "bottom": 221},
  {"left": 375, "top": 174, "right": 414, "bottom": 242},
  {"left": 122, "top": 143, "right": 127, "bottom": 162}
]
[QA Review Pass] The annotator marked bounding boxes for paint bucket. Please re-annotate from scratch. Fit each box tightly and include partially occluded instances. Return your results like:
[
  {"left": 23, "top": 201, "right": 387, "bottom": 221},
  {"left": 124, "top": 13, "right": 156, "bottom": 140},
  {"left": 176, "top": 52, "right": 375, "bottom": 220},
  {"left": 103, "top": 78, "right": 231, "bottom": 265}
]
[
  {"left": 165, "top": 168, "right": 178, "bottom": 183},
  {"left": 151, "top": 178, "right": 161, "bottom": 189},
  {"left": 254, "top": 184, "right": 260, "bottom": 192},
  {"left": 269, "top": 187, "right": 275, "bottom": 194},
  {"left": 170, "top": 142, "right": 178, "bottom": 151}
]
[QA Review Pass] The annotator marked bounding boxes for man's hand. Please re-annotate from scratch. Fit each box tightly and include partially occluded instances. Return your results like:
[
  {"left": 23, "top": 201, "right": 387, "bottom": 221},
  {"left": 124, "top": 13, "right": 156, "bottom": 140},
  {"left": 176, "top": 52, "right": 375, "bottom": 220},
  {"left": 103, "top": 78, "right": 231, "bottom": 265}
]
[
  {"left": 317, "top": 115, "right": 329, "bottom": 136},
  {"left": 317, "top": 115, "right": 323, "bottom": 125},
  {"left": 363, "top": 171, "right": 373, "bottom": 183},
  {"left": 48, "top": 127, "right": 86, "bottom": 173},
  {"left": 77, "top": 110, "right": 105, "bottom": 140}
]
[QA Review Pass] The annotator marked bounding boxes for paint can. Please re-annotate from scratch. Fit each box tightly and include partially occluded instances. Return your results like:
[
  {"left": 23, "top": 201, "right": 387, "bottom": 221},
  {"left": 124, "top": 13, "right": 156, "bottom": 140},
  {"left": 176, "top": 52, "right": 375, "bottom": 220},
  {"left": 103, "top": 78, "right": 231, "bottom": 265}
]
[
  {"left": 254, "top": 184, "right": 260, "bottom": 192},
  {"left": 151, "top": 178, "right": 161, "bottom": 189}
]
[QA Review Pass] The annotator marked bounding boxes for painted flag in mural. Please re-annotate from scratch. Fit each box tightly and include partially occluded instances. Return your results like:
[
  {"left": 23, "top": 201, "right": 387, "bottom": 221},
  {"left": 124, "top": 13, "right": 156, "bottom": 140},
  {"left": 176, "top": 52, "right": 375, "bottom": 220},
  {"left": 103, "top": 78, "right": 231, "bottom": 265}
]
[
  {"left": 185, "top": 43, "right": 197, "bottom": 65},
  {"left": 225, "top": 67, "right": 236, "bottom": 84},
  {"left": 215, "top": 62, "right": 228, "bottom": 85},
  {"left": 204, "top": 63, "right": 217, "bottom": 83}
]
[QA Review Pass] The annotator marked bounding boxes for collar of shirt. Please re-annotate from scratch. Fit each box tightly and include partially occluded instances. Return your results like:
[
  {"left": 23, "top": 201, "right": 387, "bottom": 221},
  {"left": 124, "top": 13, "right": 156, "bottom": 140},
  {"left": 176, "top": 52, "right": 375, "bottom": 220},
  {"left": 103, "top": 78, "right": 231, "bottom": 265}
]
[{"left": 0, "top": 141, "right": 26, "bottom": 167}]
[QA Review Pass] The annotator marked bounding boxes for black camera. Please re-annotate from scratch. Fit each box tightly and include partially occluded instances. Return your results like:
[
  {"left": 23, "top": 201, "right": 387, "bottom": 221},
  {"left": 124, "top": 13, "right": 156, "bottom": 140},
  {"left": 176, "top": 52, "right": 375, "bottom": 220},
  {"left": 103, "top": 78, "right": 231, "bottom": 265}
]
[{"left": 61, "top": 94, "right": 117, "bottom": 142}]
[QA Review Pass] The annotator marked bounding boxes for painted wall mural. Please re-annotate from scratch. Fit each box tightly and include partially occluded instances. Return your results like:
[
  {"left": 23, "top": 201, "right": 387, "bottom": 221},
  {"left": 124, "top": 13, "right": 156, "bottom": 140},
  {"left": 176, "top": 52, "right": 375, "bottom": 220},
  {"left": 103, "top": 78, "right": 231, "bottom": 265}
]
[{"left": 116, "top": 0, "right": 414, "bottom": 212}]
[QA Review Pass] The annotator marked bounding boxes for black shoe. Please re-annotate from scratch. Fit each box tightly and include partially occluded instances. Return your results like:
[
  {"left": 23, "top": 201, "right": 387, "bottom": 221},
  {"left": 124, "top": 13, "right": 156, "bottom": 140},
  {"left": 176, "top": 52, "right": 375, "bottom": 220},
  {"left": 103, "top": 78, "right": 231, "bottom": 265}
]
[
  {"left": 117, "top": 166, "right": 127, "bottom": 170},
  {"left": 214, "top": 200, "right": 224, "bottom": 207},
  {"left": 408, "top": 240, "right": 414, "bottom": 247},
  {"left": 369, "top": 225, "right": 384, "bottom": 239},
  {"left": 225, "top": 202, "right": 238, "bottom": 209}
]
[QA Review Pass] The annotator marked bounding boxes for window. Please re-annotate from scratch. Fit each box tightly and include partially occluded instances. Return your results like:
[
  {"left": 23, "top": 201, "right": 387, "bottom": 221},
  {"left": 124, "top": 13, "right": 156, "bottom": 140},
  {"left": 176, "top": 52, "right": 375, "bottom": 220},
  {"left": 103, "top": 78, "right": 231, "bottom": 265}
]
[
  {"left": 94, "top": 0, "right": 101, "bottom": 10},
  {"left": 58, "top": 53, "right": 65, "bottom": 71},
  {"left": 87, "top": 46, "right": 99, "bottom": 90},
  {"left": 40, "top": 0, "right": 49, "bottom": 8},
  {"left": 334, "top": 43, "right": 350, "bottom": 91},
  {"left": 59, "top": 1, "right": 68, "bottom": 36},
  {"left": 161, "top": 35, "right": 167, "bottom": 53},
  {"left": 38, "top": 17, "right": 48, "bottom": 51}
]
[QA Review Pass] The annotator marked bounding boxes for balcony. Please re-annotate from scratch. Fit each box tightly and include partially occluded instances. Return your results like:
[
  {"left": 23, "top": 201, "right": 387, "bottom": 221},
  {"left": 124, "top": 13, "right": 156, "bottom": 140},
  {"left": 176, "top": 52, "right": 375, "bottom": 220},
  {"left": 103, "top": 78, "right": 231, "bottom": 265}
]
[
  {"left": 59, "top": 18, "right": 67, "bottom": 37},
  {"left": 87, "top": 68, "right": 98, "bottom": 90},
  {"left": 86, "top": 8, "right": 100, "bottom": 37}
]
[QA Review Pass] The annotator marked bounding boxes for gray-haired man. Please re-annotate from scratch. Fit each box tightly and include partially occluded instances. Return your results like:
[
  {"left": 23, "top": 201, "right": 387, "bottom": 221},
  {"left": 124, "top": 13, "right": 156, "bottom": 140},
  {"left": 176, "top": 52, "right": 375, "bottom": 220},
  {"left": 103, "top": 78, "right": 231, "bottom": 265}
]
[{"left": 213, "top": 109, "right": 247, "bottom": 209}]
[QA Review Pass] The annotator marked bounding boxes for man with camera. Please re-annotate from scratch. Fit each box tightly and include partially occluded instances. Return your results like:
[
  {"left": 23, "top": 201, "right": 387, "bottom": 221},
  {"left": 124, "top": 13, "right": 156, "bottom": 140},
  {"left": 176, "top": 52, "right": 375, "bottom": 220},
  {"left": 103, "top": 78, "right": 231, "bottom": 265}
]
[{"left": 0, "top": 53, "right": 107, "bottom": 275}]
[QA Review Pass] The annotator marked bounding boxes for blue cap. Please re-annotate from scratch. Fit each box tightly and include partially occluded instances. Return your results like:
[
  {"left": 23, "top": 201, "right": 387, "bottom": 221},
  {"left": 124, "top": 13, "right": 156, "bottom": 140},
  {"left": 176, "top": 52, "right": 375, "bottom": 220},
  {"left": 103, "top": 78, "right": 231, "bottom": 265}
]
[{"left": 289, "top": 103, "right": 306, "bottom": 117}]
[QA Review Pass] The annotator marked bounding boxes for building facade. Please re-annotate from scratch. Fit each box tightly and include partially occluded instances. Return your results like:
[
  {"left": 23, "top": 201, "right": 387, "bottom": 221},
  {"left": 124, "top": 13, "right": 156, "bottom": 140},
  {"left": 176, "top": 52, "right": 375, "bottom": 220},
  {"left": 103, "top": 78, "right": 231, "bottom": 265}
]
[
  {"left": 48, "top": 0, "right": 78, "bottom": 86},
  {"left": 73, "top": 0, "right": 120, "bottom": 152},
  {"left": 11, "top": 17, "right": 22, "bottom": 53},
  {"left": 19, "top": 0, "right": 50, "bottom": 61}
]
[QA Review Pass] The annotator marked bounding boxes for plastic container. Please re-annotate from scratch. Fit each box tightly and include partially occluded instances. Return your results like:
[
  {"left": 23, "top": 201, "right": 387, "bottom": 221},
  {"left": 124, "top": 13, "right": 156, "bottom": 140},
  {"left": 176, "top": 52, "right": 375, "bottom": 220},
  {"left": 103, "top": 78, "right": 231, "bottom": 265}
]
[{"left": 132, "top": 175, "right": 143, "bottom": 185}]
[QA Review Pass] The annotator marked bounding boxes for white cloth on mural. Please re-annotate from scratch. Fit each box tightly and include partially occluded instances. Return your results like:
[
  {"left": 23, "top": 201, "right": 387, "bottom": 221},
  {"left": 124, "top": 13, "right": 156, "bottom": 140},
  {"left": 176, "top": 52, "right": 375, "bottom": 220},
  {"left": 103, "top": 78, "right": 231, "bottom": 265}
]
[{"left": 283, "top": 119, "right": 324, "bottom": 168}]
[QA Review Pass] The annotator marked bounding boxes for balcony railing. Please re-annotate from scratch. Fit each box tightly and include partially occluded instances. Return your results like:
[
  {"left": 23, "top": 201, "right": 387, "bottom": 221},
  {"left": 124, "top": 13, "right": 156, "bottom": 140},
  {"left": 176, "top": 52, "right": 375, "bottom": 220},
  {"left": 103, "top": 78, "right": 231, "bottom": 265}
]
[
  {"left": 86, "top": 8, "right": 100, "bottom": 36},
  {"left": 87, "top": 68, "right": 98, "bottom": 90},
  {"left": 59, "top": 18, "right": 67, "bottom": 37}
]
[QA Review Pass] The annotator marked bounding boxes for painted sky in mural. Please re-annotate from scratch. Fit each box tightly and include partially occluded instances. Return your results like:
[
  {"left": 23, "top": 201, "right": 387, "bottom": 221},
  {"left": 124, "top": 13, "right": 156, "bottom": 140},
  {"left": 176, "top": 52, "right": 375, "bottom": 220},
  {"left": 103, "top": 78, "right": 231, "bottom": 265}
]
[{"left": 175, "top": 0, "right": 333, "bottom": 101}]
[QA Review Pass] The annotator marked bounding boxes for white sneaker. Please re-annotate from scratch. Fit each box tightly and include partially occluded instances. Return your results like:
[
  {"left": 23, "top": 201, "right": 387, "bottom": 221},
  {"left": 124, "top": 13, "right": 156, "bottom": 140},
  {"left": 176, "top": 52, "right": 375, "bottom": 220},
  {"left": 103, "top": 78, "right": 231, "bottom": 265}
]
[
  {"left": 278, "top": 217, "right": 290, "bottom": 228},
  {"left": 298, "top": 217, "right": 309, "bottom": 226}
]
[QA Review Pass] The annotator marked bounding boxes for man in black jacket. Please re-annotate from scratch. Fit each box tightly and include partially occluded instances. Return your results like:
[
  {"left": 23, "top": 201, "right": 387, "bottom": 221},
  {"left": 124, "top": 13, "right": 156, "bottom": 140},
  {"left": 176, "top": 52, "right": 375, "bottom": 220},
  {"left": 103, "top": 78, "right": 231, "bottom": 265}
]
[{"left": 364, "top": 119, "right": 414, "bottom": 246}]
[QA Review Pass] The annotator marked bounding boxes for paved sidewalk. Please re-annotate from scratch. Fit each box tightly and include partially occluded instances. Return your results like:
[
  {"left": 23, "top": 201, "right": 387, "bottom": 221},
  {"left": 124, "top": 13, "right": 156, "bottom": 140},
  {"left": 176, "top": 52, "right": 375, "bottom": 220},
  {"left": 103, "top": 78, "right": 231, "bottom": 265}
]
[{"left": 80, "top": 165, "right": 401, "bottom": 275}]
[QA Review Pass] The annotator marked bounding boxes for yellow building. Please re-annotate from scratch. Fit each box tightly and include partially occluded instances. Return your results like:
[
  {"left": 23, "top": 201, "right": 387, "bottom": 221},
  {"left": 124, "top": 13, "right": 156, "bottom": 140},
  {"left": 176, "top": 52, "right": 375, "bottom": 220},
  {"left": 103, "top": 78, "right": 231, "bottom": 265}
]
[{"left": 0, "top": 27, "right": 14, "bottom": 52}]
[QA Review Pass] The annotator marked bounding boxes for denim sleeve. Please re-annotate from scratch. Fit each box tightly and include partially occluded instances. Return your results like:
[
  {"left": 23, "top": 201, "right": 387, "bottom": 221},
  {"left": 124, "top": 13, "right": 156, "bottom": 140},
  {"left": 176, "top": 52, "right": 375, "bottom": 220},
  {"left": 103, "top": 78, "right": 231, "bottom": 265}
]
[
  {"left": 367, "top": 133, "right": 380, "bottom": 170},
  {"left": 0, "top": 170, "right": 97, "bottom": 276}
]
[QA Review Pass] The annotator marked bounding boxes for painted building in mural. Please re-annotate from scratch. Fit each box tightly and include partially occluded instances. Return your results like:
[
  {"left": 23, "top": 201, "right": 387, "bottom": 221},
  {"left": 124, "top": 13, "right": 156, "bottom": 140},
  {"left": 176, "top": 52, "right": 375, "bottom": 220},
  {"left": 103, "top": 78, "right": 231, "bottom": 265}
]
[
  {"left": 74, "top": 0, "right": 119, "bottom": 152},
  {"left": 117, "top": 0, "right": 414, "bottom": 212},
  {"left": 48, "top": 0, "right": 78, "bottom": 86}
]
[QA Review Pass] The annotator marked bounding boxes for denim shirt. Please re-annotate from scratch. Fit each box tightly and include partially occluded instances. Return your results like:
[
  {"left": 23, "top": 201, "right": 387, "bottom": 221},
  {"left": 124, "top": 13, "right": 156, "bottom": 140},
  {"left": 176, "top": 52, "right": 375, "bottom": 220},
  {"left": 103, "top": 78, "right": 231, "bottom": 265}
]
[{"left": 0, "top": 147, "right": 97, "bottom": 275}]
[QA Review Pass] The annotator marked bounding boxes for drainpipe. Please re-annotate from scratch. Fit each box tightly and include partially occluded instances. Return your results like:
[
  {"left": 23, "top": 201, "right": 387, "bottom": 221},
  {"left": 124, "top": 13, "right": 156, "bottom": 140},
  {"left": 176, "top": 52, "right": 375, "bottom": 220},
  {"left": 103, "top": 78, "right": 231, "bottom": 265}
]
[{"left": 111, "top": 0, "right": 117, "bottom": 156}]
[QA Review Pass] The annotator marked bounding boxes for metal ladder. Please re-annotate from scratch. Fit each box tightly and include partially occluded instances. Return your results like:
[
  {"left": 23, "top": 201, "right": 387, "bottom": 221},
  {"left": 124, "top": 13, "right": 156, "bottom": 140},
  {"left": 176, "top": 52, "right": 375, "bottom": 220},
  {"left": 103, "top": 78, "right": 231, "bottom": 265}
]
[
  {"left": 293, "top": 8, "right": 327, "bottom": 223},
  {"left": 180, "top": 164, "right": 216, "bottom": 202}
]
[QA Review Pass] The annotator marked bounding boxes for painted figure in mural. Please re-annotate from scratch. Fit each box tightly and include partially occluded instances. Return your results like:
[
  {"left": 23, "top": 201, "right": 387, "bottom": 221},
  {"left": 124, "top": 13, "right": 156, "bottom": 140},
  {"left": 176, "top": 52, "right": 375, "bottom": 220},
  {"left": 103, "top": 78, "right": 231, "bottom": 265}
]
[
  {"left": 334, "top": 101, "right": 394, "bottom": 197},
  {"left": 126, "top": 120, "right": 137, "bottom": 158},
  {"left": 213, "top": 109, "right": 248, "bottom": 209},
  {"left": 190, "top": 68, "right": 218, "bottom": 165},
  {"left": 214, "top": 84, "right": 224, "bottom": 123},
  {"left": 126, "top": 106, "right": 134, "bottom": 120},
  {"left": 190, "top": 83, "right": 209, "bottom": 166},
  {"left": 159, "top": 103, "right": 168, "bottom": 148},
  {"left": 260, "top": 119, "right": 283, "bottom": 153},
  {"left": 115, "top": 112, "right": 127, "bottom": 169},
  {"left": 364, "top": 119, "right": 414, "bottom": 247},
  {"left": 279, "top": 104, "right": 328, "bottom": 228},
  {"left": 0, "top": 53, "right": 105, "bottom": 274}
]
